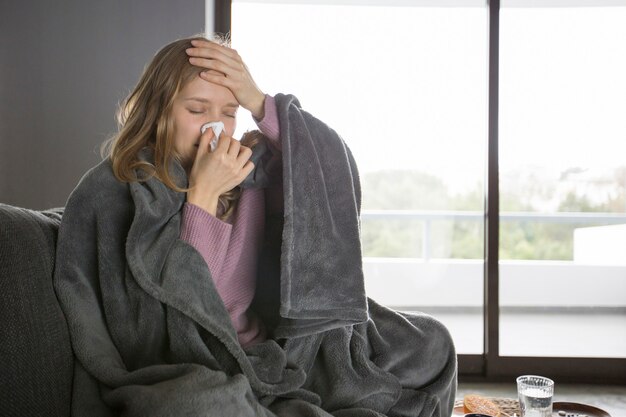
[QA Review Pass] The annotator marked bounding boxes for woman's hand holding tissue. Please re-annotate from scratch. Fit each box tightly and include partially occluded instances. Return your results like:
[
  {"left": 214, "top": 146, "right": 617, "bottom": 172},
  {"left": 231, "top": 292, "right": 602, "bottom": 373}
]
[
  {"left": 186, "top": 39, "right": 266, "bottom": 120},
  {"left": 186, "top": 128, "right": 254, "bottom": 216}
]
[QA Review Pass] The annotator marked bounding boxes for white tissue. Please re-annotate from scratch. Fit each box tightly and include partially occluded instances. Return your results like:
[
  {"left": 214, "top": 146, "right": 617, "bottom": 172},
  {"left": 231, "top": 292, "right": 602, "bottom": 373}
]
[{"left": 200, "top": 121, "right": 225, "bottom": 151}]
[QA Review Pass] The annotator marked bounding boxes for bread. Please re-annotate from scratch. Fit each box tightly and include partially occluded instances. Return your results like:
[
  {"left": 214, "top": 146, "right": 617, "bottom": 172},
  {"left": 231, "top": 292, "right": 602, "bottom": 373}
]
[{"left": 463, "top": 394, "right": 502, "bottom": 417}]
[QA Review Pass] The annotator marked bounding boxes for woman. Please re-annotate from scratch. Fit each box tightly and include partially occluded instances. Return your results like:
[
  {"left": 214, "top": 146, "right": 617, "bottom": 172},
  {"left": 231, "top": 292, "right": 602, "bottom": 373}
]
[
  {"left": 100, "top": 35, "right": 283, "bottom": 349},
  {"left": 53, "top": 34, "right": 457, "bottom": 417}
]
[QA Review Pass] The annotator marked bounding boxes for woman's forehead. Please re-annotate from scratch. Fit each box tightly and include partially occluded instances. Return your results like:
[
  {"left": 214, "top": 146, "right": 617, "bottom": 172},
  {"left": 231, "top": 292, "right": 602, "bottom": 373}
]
[{"left": 179, "top": 73, "right": 238, "bottom": 105}]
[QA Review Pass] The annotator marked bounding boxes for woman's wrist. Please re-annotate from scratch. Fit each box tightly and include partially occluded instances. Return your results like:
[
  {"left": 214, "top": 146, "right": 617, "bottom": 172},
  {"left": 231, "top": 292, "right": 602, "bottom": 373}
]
[
  {"left": 186, "top": 193, "right": 219, "bottom": 216},
  {"left": 250, "top": 92, "right": 266, "bottom": 120}
]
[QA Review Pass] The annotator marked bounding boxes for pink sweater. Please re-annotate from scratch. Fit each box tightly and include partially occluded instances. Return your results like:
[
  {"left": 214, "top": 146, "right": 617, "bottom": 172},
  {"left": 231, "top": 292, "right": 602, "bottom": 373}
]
[{"left": 179, "top": 95, "right": 280, "bottom": 348}]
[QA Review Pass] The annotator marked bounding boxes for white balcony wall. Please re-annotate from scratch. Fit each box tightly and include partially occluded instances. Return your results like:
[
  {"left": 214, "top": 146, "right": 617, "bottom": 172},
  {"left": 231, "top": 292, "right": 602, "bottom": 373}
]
[{"left": 364, "top": 259, "right": 626, "bottom": 308}]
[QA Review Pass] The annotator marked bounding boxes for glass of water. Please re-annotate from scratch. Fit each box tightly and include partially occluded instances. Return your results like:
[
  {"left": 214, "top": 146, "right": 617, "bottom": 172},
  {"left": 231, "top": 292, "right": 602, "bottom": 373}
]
[{"left": 516, "top": 375, "right": 554, "bottom": 417}]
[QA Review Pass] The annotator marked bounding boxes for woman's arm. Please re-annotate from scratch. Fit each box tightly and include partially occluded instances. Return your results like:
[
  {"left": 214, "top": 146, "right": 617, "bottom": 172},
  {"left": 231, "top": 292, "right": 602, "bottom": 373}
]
[
  {"left": 179, "top": 202, "right": 232, "bottom": 280},
  {"left": 252, "top": 95, "right": 283, "bottom": 214},
  {"left": 253, "top": 94, "right": 281, "bottom": 149}
]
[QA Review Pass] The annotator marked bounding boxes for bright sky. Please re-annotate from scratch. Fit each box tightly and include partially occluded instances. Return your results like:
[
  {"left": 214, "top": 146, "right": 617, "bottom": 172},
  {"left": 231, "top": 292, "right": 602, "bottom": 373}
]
[{"left": 229, "top": 2, "right": 626, "bottom": 194}]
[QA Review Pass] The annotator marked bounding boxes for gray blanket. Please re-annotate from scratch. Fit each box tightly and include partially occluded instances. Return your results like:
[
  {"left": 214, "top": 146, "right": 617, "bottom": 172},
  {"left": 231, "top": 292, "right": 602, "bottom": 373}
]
[{"left": 53, "top": 93, "right": 457, "bottom": 417}]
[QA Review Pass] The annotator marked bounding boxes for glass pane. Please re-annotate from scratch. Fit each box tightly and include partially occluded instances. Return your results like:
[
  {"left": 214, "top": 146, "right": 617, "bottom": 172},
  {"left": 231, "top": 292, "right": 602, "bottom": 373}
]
[
  {"left": 499, "top": 6, "right": 626, "bottom": 357},
  {"left": 231, "top": 1, "right": 487, "bottom": 354}
]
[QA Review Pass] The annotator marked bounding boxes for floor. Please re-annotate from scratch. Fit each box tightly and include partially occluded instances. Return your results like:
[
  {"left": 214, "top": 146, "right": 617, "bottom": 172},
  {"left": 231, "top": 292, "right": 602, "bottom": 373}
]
[{"left": 457, "top": 382, "right": 626, "bottom": 417}]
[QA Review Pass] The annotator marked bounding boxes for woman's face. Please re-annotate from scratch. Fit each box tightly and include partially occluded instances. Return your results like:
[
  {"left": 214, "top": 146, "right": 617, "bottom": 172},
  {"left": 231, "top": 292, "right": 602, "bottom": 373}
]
[{"left": 171, "top": 71, "right": 239, "bottom": 172}]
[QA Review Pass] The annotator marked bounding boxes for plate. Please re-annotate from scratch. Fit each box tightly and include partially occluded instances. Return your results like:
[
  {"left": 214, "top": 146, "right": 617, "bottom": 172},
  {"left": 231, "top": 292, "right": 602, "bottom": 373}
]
[
  {"left": 453, "top": 400, "right": 611, "bottom": 417},
  {"left": 452, "top": 404, "right": 467, "bottom": 415},
  {"left": 552, "top": 402, "right": 611, "bottom": 417}
]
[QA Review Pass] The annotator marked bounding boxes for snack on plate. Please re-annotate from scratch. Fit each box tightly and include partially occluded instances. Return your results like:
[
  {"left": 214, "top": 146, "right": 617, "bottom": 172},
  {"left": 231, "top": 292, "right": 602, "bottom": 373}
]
[{"left": 463, "top": 394, "right": 502, "bottom": 417}]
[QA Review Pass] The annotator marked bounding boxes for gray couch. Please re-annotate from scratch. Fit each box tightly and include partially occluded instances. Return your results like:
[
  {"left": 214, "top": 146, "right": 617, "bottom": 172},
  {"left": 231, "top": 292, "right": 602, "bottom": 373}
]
[{"left": 0, "top": 203, "right": 72, "bottom": 416}]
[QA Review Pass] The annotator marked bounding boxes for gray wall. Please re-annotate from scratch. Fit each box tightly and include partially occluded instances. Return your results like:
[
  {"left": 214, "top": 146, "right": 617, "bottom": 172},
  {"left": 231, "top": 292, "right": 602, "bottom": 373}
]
[{"left": 0, "top": 0, "right": 206, "bottom": 210}]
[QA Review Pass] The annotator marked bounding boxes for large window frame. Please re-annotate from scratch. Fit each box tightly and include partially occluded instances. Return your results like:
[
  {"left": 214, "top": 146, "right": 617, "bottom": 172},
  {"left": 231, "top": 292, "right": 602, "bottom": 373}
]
[{"left": 215, "top": 0, "right": 626, "bottom": 383}]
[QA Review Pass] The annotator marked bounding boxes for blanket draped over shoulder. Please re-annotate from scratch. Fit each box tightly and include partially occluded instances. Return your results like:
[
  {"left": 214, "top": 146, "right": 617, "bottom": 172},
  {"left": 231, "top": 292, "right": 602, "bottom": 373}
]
[{"left": 53, "top": 93, "right": 457, "bottom": 417}]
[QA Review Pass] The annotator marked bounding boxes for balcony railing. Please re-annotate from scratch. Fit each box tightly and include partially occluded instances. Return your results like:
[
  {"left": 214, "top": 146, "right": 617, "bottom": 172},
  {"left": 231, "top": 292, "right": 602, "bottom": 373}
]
[
  {"left": 360, "top": 210, "right": 626, "bottom": 261},
  {"left": 360, "top": 209, "right": 626, "bottom": 308}
]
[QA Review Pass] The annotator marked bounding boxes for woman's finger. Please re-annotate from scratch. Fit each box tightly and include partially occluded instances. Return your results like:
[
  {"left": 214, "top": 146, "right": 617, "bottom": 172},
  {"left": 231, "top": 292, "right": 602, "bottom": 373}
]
[
  {"left": 239, "top": 160, "right": 255, "bottom": 182},
  {"left": 188, "top": 57, "right": 233, "bottom": 77},
  {"left": 190, "top": 39, "right": 240, "bottom": 61},
  {"left": 214, "top": 131, "right": 231, "bottom": 153},
  {"left": 236, "top": 145, "right": 253, "bottom": 168},
  {"left": 186, "top": 45, "right": 240, "bottom": 71},
  {"left": 226, "top": 137, "right": 241, "bottom": 158},
  {"left": 198, "top": 71, "right": 233, "bottom": 90},
  {"left": 187, "top": 43, "right": 241, "bottom": 72},
  {"left": 196, "top": 129, "right": 214, "bottom": 156}
]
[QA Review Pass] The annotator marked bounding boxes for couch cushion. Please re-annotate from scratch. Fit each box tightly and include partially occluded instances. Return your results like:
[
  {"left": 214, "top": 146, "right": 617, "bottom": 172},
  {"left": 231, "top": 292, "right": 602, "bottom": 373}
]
[{"left": 0, "top": 203, "right": 72, "bottom": 416}]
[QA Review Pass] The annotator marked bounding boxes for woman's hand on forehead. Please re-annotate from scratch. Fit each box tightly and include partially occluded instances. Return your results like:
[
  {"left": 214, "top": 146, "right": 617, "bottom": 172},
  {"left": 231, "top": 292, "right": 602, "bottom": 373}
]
[{"left": 186, "top": 39, "right": 266, "bottom": 120}]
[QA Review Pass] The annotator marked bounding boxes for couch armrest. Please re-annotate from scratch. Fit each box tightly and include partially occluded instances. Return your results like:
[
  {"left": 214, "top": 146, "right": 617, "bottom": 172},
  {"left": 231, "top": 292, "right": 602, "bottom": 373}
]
[{"left": 0, "top": 203, "right": 72, "bottom": 416}]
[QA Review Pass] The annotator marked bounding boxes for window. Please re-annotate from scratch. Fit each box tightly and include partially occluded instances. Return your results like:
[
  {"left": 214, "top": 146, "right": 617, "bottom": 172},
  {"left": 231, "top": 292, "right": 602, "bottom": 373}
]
[
  {"left": 499, "top": 4, "right": 626, "bottom": 358},
  {"left": 231, "top": 0, "right": 487, "bottom": 355},
  {"left": 222, "top": 0, "right": 626, "bottom": 381}
]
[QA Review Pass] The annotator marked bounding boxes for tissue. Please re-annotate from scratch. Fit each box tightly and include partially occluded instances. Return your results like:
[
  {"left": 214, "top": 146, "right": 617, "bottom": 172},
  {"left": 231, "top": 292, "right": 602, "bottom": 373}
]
[{"left": 200, "top": 121, "right": 225, "bottom": 151}]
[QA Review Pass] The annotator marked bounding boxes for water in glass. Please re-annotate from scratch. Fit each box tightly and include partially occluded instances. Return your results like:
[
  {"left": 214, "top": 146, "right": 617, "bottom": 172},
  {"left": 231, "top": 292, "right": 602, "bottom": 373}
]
[{"left": 518, "top": 386, "right": 553, "bottom": 417}]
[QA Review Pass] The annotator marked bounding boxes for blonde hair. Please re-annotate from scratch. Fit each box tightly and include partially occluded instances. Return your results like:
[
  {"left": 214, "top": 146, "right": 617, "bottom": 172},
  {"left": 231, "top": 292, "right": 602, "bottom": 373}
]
[{"left": 101, "top": 34, "right": 261, "bottom": 221}]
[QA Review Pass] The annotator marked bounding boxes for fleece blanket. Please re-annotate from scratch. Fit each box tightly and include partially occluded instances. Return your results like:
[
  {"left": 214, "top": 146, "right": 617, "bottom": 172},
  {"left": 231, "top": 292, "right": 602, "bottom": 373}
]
[{"left": 52, "top": 93, "right": 457, "bottom": 417}]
